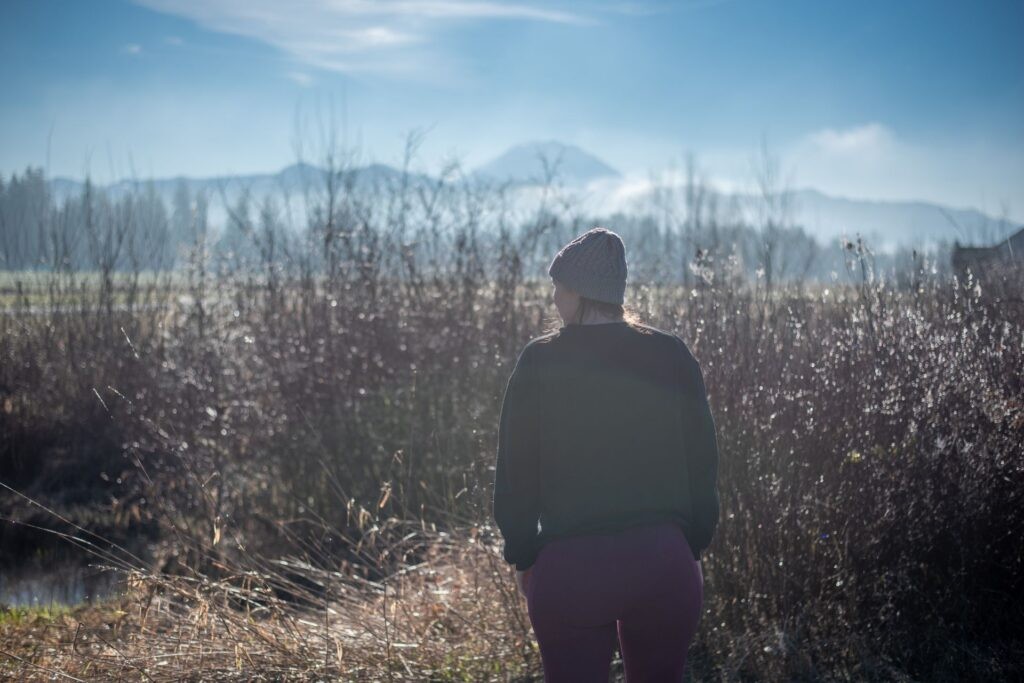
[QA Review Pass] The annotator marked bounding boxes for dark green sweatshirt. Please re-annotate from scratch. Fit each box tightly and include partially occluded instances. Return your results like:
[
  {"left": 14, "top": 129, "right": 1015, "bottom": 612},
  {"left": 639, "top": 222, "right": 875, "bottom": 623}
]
[{"left": 492, "top": 320, "right": 720, "bottom": 570}]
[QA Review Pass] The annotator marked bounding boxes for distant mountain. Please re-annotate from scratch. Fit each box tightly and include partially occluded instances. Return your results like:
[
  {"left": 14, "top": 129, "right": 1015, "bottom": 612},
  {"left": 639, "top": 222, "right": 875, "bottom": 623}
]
[
  {"left": 578, "top": 180, "right": 1018, "bottom": 250},
  {"left": 787, "top": 189, "right": 1015, "bottom": 249},
  {"left": 47, "top": 162, "right": 434, "bottom": 239},
  {"left": 49, "top": 162, "right": 428, "bottom": 204},
  {"left": 43, "top": 147, "right": 1019, "bottom": 250},
  {"left": 473, "top": 141, "right": 620, "bottom": 186}
]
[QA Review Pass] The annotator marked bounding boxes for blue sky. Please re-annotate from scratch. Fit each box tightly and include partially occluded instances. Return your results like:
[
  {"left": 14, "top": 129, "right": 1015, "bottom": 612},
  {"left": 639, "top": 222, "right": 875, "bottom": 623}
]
[{"left": 1, "top": 0, "right": 1022, "bottom": 217}]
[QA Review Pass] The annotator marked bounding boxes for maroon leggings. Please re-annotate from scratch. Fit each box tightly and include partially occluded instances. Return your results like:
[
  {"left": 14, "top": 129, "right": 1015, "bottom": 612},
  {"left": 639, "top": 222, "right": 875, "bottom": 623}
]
[{"left": 525, "top": 521, "right": 703, "bottom": 682}]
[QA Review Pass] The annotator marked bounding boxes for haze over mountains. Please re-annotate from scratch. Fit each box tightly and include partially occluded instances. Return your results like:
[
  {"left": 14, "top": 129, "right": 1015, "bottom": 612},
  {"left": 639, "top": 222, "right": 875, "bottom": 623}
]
[
  {"left": 472, "top": 141, "right": 621, "bottom": 186},
  {"left": 47, "top": 141, "right": 1018, "bottom": 251}
]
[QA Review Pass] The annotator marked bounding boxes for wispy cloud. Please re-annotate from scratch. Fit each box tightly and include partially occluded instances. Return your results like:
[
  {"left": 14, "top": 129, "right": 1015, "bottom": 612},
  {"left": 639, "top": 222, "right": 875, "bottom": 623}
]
[
  {"left": 786, "top": 122, "right": 1024, "bottom": 216},
  {"left": 121, "top": 43, "right": 143, "bottom": 55},
  {"left": 600, "top": 0, "right": 732, "bottom": 15},
  {"left": 791, "top": 123, "right": 913, "bottom": 197},
  {"left": 286, "top": 71, "right": 314, "bottom": 87},
  {"left": 132, "top": 0, "right": 591, "bottom": 77},
  {"left": 807, "top": 123, "right": 893, "bottom": 156}
]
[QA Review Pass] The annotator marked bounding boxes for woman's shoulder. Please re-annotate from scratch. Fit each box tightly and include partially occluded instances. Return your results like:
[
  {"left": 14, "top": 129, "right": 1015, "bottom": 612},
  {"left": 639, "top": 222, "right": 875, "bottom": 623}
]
[
  {"left": 628, "top": 321, "right": 672, "bottom": 339},
  {"left": 628, "top": 322, "right": 690, "bottom": 351},
  {"left": 522, "top": 331, "right": 560, "bottom": 357},
  {"left": 530, "top": 330, "right": 561, "bottom": 345},
  {"left": 526, "top": 323, "right": 691, "bottom": 351},
  {"left": 514, "top": 332, "right": 560, "bottom": 368},
  {"left": 523, "top": 322, "right": 700, "bottom": 366},
  {"left": 628, "top": 324, "right": 704, "bottom": 377}
]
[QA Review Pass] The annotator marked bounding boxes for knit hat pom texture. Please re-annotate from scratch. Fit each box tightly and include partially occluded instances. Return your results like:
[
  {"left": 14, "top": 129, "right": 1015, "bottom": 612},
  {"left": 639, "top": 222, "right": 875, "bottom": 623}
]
[{"left": 547, "top": 227, "right": 628, "bottom": 305}]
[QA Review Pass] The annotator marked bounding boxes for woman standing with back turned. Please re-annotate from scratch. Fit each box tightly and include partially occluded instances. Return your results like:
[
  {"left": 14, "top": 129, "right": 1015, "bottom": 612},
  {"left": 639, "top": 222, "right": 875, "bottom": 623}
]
[{"left": 493, "top": 227, "right": 720, "bottom": 681}]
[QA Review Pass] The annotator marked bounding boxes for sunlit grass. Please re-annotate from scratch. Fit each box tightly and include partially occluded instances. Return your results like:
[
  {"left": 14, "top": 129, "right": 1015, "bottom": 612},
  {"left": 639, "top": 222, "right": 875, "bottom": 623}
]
[{"left": 2, "top": 171, "right": 1022, "bottom": 680}]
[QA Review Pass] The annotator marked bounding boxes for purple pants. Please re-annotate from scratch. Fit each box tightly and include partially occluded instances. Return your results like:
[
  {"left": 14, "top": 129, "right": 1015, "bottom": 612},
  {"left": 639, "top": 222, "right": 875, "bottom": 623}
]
[{"left": 525, "top": 521, "right": 703, "bottom": 682}]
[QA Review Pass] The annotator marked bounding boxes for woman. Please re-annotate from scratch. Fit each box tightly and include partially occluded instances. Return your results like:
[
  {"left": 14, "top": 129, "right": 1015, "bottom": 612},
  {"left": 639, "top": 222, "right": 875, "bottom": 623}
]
[{"left": 493, "top": 227, "right": 720, "bottom": 681}]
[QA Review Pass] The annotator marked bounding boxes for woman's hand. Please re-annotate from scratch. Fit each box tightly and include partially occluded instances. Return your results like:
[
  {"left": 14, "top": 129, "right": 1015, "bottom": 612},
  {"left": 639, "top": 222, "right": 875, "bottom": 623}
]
[{"left": 516, "top": 567, "right": 533, "bottom": 598}]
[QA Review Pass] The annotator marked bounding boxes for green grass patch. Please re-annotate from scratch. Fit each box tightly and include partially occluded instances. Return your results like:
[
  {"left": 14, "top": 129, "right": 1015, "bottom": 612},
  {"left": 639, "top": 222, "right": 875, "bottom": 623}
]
[{"left": 0, "top": 603, "right": 73, "bottom": 626}]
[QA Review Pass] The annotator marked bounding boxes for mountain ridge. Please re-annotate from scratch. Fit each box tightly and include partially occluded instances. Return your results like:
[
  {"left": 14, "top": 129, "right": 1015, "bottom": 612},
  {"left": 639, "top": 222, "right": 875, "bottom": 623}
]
[
  {"left": 472, "top": 140, "right": 621, "bottom": 186},
  {"left": 41, "top": 143, "right": 1019, "bottom": 249}
]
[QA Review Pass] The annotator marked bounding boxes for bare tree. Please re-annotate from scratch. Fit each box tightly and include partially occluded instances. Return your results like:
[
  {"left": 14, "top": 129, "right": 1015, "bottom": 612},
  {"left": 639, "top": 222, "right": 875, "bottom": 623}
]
[{"left": 750, "top": 135, "right": 796, "bottom": 294}]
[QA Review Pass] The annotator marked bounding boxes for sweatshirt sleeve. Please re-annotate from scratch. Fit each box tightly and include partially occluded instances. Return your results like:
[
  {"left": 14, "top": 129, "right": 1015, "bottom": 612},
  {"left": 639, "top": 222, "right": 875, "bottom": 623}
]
[
  {"left": 492, "top": 344, "right": 543, "bottom": 571},
  {"left": 678, "top": 340, "right": 720, "bottom": 559}
]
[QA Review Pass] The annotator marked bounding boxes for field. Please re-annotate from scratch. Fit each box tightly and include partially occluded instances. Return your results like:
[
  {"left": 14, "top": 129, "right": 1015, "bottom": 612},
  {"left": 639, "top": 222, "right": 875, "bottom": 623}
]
[{"left": 1, "top": 178, "right": 1023, "bottom": 681}]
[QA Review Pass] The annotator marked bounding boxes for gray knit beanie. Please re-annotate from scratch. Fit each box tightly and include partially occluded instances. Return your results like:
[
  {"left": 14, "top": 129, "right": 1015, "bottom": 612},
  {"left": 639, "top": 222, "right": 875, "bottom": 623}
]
[{"left": 547, "top": 227, "right": 628, "bottom": 305}]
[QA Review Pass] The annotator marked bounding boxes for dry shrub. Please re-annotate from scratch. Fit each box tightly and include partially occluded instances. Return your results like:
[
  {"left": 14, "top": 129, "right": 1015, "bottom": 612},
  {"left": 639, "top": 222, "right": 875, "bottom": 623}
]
[{"left": 2, "top": 166, "right": 1023, "bottom": 680}]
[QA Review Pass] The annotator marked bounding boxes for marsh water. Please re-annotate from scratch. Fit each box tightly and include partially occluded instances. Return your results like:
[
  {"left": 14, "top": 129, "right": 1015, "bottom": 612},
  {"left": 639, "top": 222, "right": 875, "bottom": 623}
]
[{"left": 0, "top": 561, "right": 124, "bottom": 608}]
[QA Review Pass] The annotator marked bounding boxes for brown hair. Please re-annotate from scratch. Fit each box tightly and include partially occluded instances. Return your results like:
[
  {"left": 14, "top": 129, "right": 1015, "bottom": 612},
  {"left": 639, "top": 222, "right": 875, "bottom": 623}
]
[{"left": 542, "top": 295, "right": 647, "bottom": 336}]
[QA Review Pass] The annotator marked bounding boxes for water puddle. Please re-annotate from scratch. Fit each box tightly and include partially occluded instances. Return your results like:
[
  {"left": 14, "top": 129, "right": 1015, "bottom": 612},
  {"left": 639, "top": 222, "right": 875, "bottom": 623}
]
[{"left": 0, "top": 562, "right": 124, "bottom": 608}]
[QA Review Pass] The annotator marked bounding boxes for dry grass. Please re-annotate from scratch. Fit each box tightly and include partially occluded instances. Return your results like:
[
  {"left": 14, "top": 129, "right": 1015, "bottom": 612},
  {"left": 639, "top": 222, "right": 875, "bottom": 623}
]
[
  {"left": 2, "top": 162, "right": 1023, "bottom": 681},
  {"left": 1, "top": 526, "right": 546, "bottom": 682}
]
